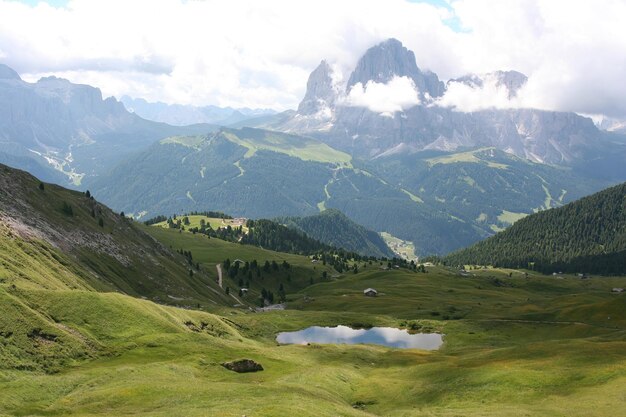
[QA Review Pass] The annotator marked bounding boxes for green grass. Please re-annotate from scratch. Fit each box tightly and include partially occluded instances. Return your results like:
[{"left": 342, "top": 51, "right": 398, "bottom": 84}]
[
  {"left": 497, "top": 209, "right": 528, "bottom": 225},
  {"left": 1, "top": 164, "right": 625, "bottom": 416},
  {"left": 152, "top": 215, "right": 249, "bottom": 233},
  {"left": 380, "top": 232, "right": 418, "bottom": 261},
  {"left": 400, "top": 188, "right": 424, "bottom": 203},
  {"left": 144, "top": 226, "right": 337, "bottom": 303},
  {"left": 222, "top": 130, "right": 352, "bottom": 166},
  {"left": 1, "top": 264, "right": 625, "bottom": 416},
  {"left": 426, "top": 148, "right": 509, "bottom": 169},
  {"left": 160, "top": 135, "right": 205, "bottom": 149}
]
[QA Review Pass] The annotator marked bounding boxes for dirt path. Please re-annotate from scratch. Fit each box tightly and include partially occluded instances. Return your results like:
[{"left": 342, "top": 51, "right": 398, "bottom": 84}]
[
  {"left": 229, "top": 293, "right": 243, "bottom": 304},
  {"left": 216, "top": 263, "right": 223, "bottom": 288}
]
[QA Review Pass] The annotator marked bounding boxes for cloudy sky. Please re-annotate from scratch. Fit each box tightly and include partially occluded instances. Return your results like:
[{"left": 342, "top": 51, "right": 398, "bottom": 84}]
[{"left": 1, "top": 0, "right": 625, "bottom": 118}]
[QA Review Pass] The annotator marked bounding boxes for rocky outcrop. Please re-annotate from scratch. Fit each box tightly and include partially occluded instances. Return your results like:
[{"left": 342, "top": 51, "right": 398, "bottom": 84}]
[{"left": 221, "top": 359, "right": 264, "bottom": 373}]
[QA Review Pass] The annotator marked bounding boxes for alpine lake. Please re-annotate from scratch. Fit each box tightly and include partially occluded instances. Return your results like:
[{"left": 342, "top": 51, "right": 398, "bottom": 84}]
[{"left": 277, "top": 325, "right": 444, "bottom": 350}]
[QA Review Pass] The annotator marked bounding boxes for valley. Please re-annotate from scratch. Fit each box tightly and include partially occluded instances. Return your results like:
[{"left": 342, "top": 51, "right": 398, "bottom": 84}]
[
  {"left": 3, "top": 36, "right": 626, "bottom": 257},
  {"left": 1, "top": 12, "right": 626, "bottom": 416},
  {"left": 1, "top": 163, "right": 624, "bottom": 416}
]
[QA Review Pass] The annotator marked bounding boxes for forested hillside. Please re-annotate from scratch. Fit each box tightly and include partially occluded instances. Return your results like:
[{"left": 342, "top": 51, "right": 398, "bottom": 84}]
[
  {"left": 278, "top": 209, "right": 394, "bottom": 258},
  {"left": 444, "top": 182, "right": 626, "bottom": 274}
]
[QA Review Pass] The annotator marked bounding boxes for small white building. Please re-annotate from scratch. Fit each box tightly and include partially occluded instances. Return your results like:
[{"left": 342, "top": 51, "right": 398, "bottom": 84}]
[
  {"left": 611, "top": 288, "right": 624, "bottom": 293},
  {"left": 363, "top": 288, "right": 378, "bottom": 297}
]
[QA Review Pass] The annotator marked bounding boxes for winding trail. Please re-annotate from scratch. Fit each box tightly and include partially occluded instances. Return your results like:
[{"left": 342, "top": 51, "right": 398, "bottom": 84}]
[
  {"left": 215, "top": 263, "right": 242, "bottom": 304},
  {"left": 216, "top": 264, "right": 223, "bottom": 288}
]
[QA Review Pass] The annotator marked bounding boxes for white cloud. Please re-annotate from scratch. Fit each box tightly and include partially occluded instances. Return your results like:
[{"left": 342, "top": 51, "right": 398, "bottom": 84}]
[
  {"left": 436, "top": 79, "right": 509, "bottom": 112},
  {"left": 344, "top": 76, "right": 420, "bottom": 116},
  {"left": 449, "top": 0, "right": 626, "bottom": 117},
  {"left": 0, "top": 0, "right": 625, "bottom": 117}
]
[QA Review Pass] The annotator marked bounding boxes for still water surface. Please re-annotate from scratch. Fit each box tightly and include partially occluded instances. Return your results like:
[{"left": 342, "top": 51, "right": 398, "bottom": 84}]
[{"left": 276, "top": 325, "right": 443, "bottom": 350}]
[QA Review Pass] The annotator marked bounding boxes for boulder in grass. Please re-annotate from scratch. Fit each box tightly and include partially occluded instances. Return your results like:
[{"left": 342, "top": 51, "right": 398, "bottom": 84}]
[{"left": 222, "top": 359, "right": 264, "bottom": 373}]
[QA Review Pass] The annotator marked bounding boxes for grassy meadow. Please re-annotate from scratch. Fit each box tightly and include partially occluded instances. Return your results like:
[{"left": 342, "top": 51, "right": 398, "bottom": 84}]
[
  {"left": 151, "top": 214, "right": 250, "bottom": 233},
  {"left": 1, "top": 221, "right": 625, "bottom": 416}
]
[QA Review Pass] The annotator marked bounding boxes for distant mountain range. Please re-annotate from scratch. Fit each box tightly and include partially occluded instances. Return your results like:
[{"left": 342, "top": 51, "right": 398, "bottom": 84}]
[
  {"left": 1, "top": 38, "right": 626, "bottom": 256},
  {"left": 120, "top": 96, "right": 276, "bottom": 127},
  {"left": 0, "top": 64, "right": 216, "bottom": 185},
  {"left": 444, "top": 182, "right": 626, "bottom": 274}
]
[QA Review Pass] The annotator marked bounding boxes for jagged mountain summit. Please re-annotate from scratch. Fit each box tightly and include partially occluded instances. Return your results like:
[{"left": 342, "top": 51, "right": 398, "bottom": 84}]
[
  {"left": 258, "top": 39, "right": 625, "bottom": 175},
  {"left": 297, "top": 60, "right": 337, "bottom": 116},
  {"left": 346, "top": 38, "right": 445, "bottom": 100}
]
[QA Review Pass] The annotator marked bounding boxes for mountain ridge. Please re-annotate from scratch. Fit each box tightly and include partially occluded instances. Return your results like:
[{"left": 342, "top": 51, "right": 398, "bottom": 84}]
[
  {"left": 0, "top": 65, "right": 218, "bottom": 185},
  {"left": 121, "top": 95, "right": 277, "bottom": 126}
]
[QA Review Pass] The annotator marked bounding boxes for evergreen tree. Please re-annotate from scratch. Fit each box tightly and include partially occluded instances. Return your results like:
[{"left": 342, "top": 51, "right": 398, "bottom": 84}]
[{"left": 61, "top": 201, "right": 73, "bottom": 216}]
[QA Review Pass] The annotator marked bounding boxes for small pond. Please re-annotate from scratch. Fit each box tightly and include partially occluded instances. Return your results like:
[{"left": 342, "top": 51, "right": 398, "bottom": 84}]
[{"left": 276, "top": 325, "right": 443, "bottom": 350}]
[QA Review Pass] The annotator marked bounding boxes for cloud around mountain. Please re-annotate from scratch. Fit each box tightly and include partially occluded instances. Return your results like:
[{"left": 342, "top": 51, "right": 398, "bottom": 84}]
[
  {"left": 344, "top": 76, "right": 421, "bottom": 116},
  {"left": 0, "top": 0, "right": 625, "bottom": 118},
  {"left": 436, "top": 77, "right": 515, "bottom": 112}
]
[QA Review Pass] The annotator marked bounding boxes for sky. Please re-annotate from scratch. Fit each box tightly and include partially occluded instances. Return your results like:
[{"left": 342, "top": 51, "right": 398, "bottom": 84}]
[{"left": 1, "top": 0, "right": 625, "bottom": 119}]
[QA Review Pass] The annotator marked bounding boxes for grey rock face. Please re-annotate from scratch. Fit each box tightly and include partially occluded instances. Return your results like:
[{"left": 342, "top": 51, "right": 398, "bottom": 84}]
[
  {"left": 0, "top": 64, "right": 21, "bottom": 80},
  {"left": 308, "top": 104, "right": 604, "bottom": 164},
  {"left": 0, "top": 64, "right": 213, "bottom": 184},
  {"left": 297, "top": 60, "right": 336, "bottom": 115},
  {"left": 272, "top": 39, "right": 622, "bottom": 167},
  {"left": 222, "top": 359, "right": 264, "bottom": 373},
  {"left": 494, "top": 70, "right": 528, "bottom": 98},
  {"left": 346, "top": 38, "right": 444, "bottom": 99},
  {"left": 0, "top": 74, "right": 134, "bottom": 151}
]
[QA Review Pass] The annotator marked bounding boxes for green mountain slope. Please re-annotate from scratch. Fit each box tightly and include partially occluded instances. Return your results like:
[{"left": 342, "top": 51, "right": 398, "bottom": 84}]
[
  {"left": 278, "top": 209, "right": 394, "bottom": 258},
  {"left": 0, "top": 164, "right": 230, "bottom": 308},
  {"left": 0, "top": 165, "right": 625, "bottom": 416},
  {"left": 86, "top": 127, "right": 612, "bottom": 256},
  {"left": 444, "top": 182, "right": 626, "bottom": 273}
]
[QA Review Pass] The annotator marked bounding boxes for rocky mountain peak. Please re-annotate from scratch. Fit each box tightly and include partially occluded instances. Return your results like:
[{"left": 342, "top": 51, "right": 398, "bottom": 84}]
[
  {"left": 297, "top": 60, "right": 336, "bottom": 115},
  {"left": 493, "top": 70, "right": 528, "bottom": 98},
  {"left": 0, "top": 63, "right": 22, "bottom": 80},
  {"left": 346, "top": 38, "right": 444, "bottom": 99},
  {"left": 33, "top": 76, "right": 127, "bottom": 118}
]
